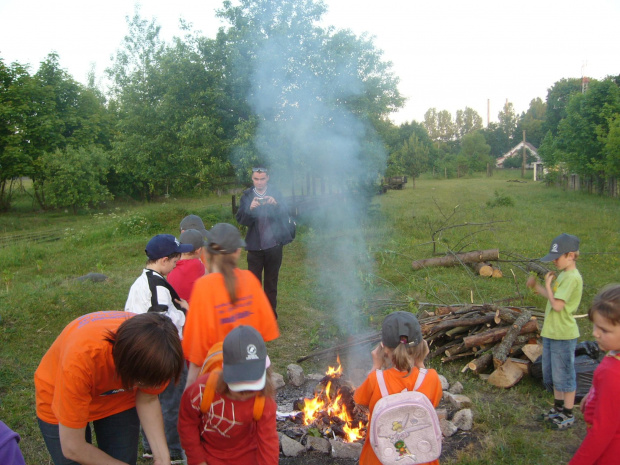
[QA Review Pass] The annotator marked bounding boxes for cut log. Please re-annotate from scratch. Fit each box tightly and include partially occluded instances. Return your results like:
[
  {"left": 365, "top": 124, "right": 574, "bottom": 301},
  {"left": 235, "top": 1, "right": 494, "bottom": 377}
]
[
  {"left": 463, "top": 319, "right": 539, "bottom": 349},
  {"left": 522, "top": 343, "right": 544, "bottom": 363},
  {"left": 429, "top": 313, "right": 496, "bottom": 335},
  {"left": 492, "top": 311, "right": 533, "bottom": 368},
  {"left": 412, "top": 249, "right": 500, "bottom": 270},
  {"left": 491, "top": 267, "right": 503, "bottom": 278},
  {"left": 494, "top": 307, "right": 521, "bottom": 325},
  {"left": 470, "top": 262, "right": 493, "bottom": 277},
  {"left": 445, "top": 343, "right": 469, "bottom": 357},
  {"left": 441, "top": 352, "right": 475, "bottom": 363},
  {"left": 467, "top": 352, "right": 493, "bottom": 374},
  {"left": 506, "top": 357, "right": 531, "bottom": 374},
  {"left": 488, "top": 360, "right": 524, "bottom": 388}
]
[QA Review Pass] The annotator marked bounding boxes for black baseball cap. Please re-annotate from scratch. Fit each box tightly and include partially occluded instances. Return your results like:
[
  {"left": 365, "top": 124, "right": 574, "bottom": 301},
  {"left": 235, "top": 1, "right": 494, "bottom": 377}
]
[
  {"left": 382, "top": 311, "right": 423, "bottom": 349},
  {"left": 206, "top": 223, "right": 246, "bottom": 255},
  {"left": 145, "top": 234, "right": 193, "bottom": 260},
  {"left": 222, "top": 326, "right": 268, "bottom": 392},
  {"left": 540, "top": 233, "right": 580, "bottom": 262}
]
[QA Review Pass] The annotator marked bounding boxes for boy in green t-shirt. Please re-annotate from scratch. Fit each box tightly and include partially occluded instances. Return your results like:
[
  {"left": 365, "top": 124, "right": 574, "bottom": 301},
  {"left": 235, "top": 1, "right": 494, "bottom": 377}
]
[{"left": 527, "top": 233, "right": 583, "bottom": 429}]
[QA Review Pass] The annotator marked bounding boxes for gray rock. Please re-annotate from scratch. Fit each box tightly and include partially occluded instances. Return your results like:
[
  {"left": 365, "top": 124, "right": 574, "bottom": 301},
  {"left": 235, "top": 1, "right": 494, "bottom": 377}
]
[
  {"left": 305, "top": 436, "right": 331, "bottom": 454},
  {"left": 435, "top": 407, "right": 448, "bottom": 421},
  {"left": 452, "top": 408, "right": 473, "bottom": 431},
  {"left": 76, "top": 272, "right": 108, "bottom": 283},
  {"left": 271, "top": 372, "right": 286, "bottom": 390},
  {"left": 438, "top": 375, "right": 449, "bottom": 391},
  {"left": 280, "top": 433, "right": 305, "bottom": 457},
  {"left": 446, "top": 394, "right": 472, "bottom": 410},
  {"left": 287, "top": 364, "right": 305, "bottom": 387},
  {"left": 439, "top": 418, "right": 458, "bottom": 437},
  {"left": 448, "top": 381, "right": 464, "bottom": 395},
  {"left": 329, "top": 439, "right": 362, "bottom": 459}
]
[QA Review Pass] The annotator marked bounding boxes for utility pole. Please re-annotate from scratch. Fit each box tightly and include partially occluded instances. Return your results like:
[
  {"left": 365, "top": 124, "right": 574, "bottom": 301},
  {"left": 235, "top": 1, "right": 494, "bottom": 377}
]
[{"left": 521, "top": 130, "right": 526, "bottom": 178}]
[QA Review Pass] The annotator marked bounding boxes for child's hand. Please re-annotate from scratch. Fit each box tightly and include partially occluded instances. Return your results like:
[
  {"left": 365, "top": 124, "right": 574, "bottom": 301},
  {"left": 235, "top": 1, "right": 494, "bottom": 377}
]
[
  {"left": 544, "top": 271, "right": 556, "bottom": 287},
  {"left": 176, "top": 298, "right": 189, "bottom": 311},
  {"left": 526, "top": 275, "right": 536, "bottom": 289},
  {"left": 371, "top": 343, "right": 384, "bottom": 370}
]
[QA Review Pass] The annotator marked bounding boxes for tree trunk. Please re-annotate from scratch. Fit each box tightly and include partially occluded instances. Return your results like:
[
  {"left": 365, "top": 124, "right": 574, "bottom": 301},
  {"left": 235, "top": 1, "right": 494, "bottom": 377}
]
[
  {"left": 412, "top": 249, "right": 500, "bottom": 270},
  {"left": 463, "top": 319, "right": 539, "bottom": 349},
  {"left": 492, "top": 311, "right": 533, "bottom": 368},
  {"left": 488, "top": 360, "right": 524, "bottom": 388},
  {"left": 467, "top": 352, "right": 493, "bottom": 374},
  {"left": 470, "top": 262, "right": 493, "bottom": 277}
]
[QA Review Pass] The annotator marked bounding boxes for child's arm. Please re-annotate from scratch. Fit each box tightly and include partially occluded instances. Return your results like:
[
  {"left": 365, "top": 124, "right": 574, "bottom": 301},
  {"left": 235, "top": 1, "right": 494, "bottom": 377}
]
[
  {"left": 543, "top": 272, "right": 566, "bottom": 312},
  {"left": 526, "top": 273, "right": 552, "bottom": 299},
  {"left": 255, "top": 399, "right": 280, "bottom": 465},
  {"left": 178, "top": 381, "right": 208, "bottom": 465}
]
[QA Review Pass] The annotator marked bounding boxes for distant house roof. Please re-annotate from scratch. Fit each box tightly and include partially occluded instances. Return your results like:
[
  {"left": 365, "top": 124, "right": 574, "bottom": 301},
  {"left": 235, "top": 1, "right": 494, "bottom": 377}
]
[{"left": 496, "top": 142, "right": 540, "bottom": 168}]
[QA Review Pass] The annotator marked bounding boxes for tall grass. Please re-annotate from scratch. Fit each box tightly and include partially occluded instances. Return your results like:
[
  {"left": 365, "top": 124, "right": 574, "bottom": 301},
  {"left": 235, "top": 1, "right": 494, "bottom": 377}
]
[{"left": 1, "top": 170, "right": 618, "bottom": 464}]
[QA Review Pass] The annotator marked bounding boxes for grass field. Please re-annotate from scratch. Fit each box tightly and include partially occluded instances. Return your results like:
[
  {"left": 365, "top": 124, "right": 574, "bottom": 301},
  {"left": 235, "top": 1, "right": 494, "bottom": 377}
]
[{"left": 1, "top": 170, "right": 619, "bottom": 464}]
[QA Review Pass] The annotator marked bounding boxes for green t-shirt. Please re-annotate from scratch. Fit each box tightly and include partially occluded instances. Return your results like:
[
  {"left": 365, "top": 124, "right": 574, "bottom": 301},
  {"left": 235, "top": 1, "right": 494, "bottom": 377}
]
[{"left": 540, "top": 268, "right": 583, "bottom": 340}]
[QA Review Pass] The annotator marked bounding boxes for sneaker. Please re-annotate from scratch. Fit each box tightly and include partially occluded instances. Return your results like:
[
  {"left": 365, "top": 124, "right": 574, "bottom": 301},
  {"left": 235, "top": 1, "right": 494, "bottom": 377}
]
[
  {"left": 170, "top": 451, "right": 186, "bottom": 465},
  {"left": 549, "top": 412, "right": 575, "bottom": 430},
  {"left": 535, "top": 407, "right": 562, "bottom": 422}
]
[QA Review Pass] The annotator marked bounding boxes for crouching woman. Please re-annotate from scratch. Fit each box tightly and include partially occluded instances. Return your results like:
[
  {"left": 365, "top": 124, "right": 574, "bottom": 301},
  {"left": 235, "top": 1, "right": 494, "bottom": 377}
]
[{"left": 35, "top": 311, "right": 184, "bottom": 465}]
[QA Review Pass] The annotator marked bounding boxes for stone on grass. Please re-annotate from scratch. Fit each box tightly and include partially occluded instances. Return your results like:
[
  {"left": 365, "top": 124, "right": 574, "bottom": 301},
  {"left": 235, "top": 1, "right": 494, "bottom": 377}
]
[
  {"left": 448, "top": 381, "right": 464, "bottom": 395},
  {"left": 446, "top": 394, "right": 472, "bottom": 410},
  {"left": 435, "top": 408, "right": 448, "bottom": 421},
  {"left": 452, "top": 408, "right": 473, "bottom": 431},
  {"left": 76, "top": 273, "right": 108, "bottom": 283},
  {"left": 439, "top": 419, "right": 458, "bottom": 437},
  {"left": 305, "top": 436, "right": 331, "bottom": 454},
  {"left": 438, "top": 375, "right": 450, "bottom": 391},
  {"left": 271, "top": 372, "right": 285, "bottom": 390},
  {"left": 287, "top": 364, "right": 305, "bottom": 387},
  {"left": 280, "top": 433, "right": 305, "bottom": 457},
  {"left": 329, "top": 439, "right": 362, "bottom": 459}
]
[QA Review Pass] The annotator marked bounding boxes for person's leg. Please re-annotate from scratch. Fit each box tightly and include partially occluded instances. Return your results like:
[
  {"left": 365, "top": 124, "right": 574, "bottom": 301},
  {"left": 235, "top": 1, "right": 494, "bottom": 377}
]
[
  {"left": 262, "top": 245, "right": 283, "bottom": 316},
  {"left": 247, "top": 250, "right": 265, "bottom": 285},
  {"left": 541, "top": 337, "right": 553, "bottom": 393},
  {"left": 92, "top": 408, "right": 140, "bottom": 464},
  {"left": 549, "top": 338, "right": 577, "bottom": 428},
  {"left": 159, "top": 365, "right": 188, "bottom": 459},
  {"left": 37, "top": 418, "right": 91, "bottom": 465}
]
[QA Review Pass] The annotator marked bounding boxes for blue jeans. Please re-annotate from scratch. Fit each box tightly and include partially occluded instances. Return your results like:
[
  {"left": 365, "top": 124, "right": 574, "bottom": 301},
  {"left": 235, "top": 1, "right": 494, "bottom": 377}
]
[
  {"left": 38, "top": 407, "right": 139, "bottom": 465},
  {"left": 143, "top": 363, "right": 188, "bottom": 455},
  {"left": 542, "top": 337, "right": 577, "bottom": 392}
]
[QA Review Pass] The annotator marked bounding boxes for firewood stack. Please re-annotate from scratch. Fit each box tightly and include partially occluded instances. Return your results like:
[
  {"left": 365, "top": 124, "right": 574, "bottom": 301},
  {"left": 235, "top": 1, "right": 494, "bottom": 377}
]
[{"left": 420, "top": 304, "right": 542, "bottom": 388}]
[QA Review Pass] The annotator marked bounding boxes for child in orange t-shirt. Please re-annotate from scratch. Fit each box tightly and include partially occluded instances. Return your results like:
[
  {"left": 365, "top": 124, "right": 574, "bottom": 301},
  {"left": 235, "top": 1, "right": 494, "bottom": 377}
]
[
  {"left": 183, "top": 223, "right": 279, "bottom": 388},
  {"left": 179, "top": 325, "right": 279, "bottom": 465},
  {"left": 354, "top": 311, "right": 443, "bottom": 465}
]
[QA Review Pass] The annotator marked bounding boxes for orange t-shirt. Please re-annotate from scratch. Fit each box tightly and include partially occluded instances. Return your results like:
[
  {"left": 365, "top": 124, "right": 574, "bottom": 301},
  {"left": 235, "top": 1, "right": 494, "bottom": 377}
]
[
  {"left": 354, "top": 367, "right": 443, "bottom": 465},
  {"left": 183, "top": 269, "right": 279, "bottom": 366},
  {"left": 35, "top": 311, "right": 164, "bottom": 428}
]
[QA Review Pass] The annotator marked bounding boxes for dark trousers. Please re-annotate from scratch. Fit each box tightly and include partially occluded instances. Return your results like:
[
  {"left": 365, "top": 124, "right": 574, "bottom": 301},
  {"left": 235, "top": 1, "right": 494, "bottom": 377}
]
[
  {"left": 247, "top": 244, "right": 283, "bottom": 318},
  {"left": 38, "top": 408, "right": 140, "bottom": 465}
]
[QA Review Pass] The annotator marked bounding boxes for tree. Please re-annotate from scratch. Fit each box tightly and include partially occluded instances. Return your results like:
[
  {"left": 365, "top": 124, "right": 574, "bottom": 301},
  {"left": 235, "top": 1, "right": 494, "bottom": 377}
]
[
  {"left": 455, "top": 107, "right": 483, "bottom": 139},
  {"left": 544, "top": 78, "right": 582, "bottom": 136},
  {"left": 516, "top": 97, "right": 546, "bottom": 147},
  {"left": 387, "top": 133, "right": 430, "bottom": 185},
  {"left": 497, "top": 100, "right": 517, "bottom": 151},
  {"left": 459, "top": 131, "right": 491, "bottom": 173}
]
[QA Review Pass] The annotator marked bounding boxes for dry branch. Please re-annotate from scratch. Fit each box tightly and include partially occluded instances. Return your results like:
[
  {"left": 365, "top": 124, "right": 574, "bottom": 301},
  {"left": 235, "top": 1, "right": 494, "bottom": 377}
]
[
  {"left": 492, "top": 311, "right": 533, "bottom": 368},
  {"left": 412, "top": 249, "right": 500, "bottom": 270},
  {"left": 463, "top": 319, "right": 539, "bottom": 348}
]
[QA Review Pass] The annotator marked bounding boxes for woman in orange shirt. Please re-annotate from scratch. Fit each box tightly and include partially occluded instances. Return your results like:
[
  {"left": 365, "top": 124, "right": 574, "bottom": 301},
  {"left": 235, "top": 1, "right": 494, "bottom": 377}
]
[{"left": 35, "top": 311, "right": 184, "bottom": 465}]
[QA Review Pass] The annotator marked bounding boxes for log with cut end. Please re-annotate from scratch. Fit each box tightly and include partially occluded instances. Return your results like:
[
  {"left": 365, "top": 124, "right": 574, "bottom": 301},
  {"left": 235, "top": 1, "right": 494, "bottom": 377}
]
[
  {"left": 522, "top": 343, "right": 543, "bottom": 362},
  {"left": 412, "top": 249, "right": 500, "bottom": 270},
  {"left": 467, "top": 352, "right": 493, "bottom": 374},
  {"left": 488, "top": 360, "right": 524, "bottom": 388},
  {"left": 492, "top": 310, "right": 533, "bottom": 368},
  {"left": 491, "top": 266, "right": 503, "bottom": 278},
  {"left": 506, "top": 357, "right": 531, "bottom": 374},
  {"left": 470, "top": 262, "right": 493, "bottom": 277},
  {"left": 463, "top": 319, "right": 539, "bottom": 349}
]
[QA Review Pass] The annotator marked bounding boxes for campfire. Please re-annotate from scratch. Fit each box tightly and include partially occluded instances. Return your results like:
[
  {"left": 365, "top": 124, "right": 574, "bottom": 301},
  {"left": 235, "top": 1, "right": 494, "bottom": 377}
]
[{"left": 296, "top": 356, "right": 367, "bottom": 443}]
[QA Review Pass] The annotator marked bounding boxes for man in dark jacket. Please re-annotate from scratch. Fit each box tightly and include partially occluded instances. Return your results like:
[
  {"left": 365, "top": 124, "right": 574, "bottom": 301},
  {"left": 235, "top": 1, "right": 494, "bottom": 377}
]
[{"left": 235, "top": 167, "right": 294, "bottom": 317}]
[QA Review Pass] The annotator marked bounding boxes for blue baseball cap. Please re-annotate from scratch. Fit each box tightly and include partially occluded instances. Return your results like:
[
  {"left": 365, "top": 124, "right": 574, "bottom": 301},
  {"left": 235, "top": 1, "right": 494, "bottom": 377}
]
[{"left": 145, "top": 234, "right": 193, "bottom": 260}]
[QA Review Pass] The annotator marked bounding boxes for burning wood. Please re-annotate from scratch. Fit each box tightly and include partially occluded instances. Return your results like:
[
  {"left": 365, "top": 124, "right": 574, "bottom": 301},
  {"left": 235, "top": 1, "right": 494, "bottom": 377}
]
[{"left": 297, "top": 357, "right": 367, "bottom": 443}]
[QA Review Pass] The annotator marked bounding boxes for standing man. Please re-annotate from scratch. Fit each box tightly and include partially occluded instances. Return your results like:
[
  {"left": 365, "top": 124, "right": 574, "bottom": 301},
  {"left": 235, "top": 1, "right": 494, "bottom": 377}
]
[{"left": 236, "top": 167, "right": 294, "bottom": 317}]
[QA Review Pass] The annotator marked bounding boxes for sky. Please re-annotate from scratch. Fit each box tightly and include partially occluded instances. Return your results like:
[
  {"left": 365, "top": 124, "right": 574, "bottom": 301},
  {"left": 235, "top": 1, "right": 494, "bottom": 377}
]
[{"left": 1, "top": 0, "right": 618, "bottom": 125}]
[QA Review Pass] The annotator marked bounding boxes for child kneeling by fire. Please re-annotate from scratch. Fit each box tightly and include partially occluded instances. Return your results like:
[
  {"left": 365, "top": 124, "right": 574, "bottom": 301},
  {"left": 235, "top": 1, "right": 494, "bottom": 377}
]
[
  {"left": 354, "top": 311, "right": 443, "bottom": 465},
  {"left": 178, "top": 325, "right": 279, "bottom": 465}
]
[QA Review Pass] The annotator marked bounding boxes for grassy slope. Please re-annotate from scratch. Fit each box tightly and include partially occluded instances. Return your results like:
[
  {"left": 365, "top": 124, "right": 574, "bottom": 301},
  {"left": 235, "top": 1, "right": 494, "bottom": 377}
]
[{"left": 1, "top": 171, "right": 618, "bottom": 464}]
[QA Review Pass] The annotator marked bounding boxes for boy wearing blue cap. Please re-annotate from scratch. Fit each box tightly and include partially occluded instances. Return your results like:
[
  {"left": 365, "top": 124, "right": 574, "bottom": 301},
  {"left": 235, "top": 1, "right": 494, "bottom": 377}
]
[
  {"left": 527, "top": 233, "right": 583, "bottom": 429},
  {"left": 125, "top": 233, "right": 193, "bottom": 463}
]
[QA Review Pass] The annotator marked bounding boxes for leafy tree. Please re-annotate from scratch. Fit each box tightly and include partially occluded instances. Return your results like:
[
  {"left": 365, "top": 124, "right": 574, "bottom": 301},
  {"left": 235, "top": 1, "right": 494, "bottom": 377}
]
[
  {"left": 544, "top": 78, "right": 582, "bottom": 136},
  {"left": 601, "top": 115, "right": 620, "bottom": 177},
  {"left": 455, "top": 107, "right": 483, "bottom": 139},
  {"left": 497, "top": 100, "right": 518, "bottom": 150},
  {"left": 386, "top": 133, "right": 430, "bottom": 185},
  {"left": 516, "top": 97, "right": 546, "bottom": 147},
  {"left": 459, "top": 131, "right": 491, "bottom": 173},
  {"left": 36, "top": 145, "right": 112, "bottom": 213}
]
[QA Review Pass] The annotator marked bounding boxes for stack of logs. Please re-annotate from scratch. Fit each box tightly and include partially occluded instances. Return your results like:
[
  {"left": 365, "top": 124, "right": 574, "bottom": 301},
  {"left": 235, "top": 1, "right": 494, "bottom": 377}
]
[{"left": 423, "top": 304, "right": 542, "bottom": 388}]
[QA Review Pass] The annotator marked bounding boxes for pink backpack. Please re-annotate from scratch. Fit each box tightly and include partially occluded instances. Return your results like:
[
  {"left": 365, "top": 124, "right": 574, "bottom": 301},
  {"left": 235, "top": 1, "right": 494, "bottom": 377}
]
[{"left": 369, "top": 369, "right": 442, "bottom": 464}]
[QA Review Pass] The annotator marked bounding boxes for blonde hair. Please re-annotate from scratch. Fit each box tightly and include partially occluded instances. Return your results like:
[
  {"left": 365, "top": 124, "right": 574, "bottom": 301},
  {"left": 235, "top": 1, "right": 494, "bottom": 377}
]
[
  {"left": 206, "top": 246, "right": 239, "bottom": 304},
  {"left": 386, "top": 340, "right": 428, "bottom": 375}
]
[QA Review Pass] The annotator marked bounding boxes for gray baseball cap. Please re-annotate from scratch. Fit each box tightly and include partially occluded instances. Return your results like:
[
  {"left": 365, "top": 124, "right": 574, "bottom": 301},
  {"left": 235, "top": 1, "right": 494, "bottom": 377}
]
[
  {"left": 206, "top": 223, "right": 246, "bottom": 255},
  {"left": 382, "top": 311, "right": 423, "bottom": 348},
  {"left": 180, "top": 215, "right": 208, "bottom": 237},
  {"left": 540, "top": 233, "right": 580, "bottom": 262},
  {"left": 222, "top": 326, "right": 267, "bottom": 391},
  {"left": 179, "top": 229, "right": 205, "bottom": 252}
]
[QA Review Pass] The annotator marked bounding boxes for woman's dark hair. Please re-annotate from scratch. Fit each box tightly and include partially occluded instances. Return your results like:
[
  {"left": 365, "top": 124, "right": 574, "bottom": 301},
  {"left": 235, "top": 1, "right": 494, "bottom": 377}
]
[
  {"left": 146, "top": 252, "right": 181, "bottom": 266},
  {"left": 106, "top": 313, "right": 183, "bottom": 389},
  {"left": 589, "top": 284, "right": 620, "bottom": 325}
]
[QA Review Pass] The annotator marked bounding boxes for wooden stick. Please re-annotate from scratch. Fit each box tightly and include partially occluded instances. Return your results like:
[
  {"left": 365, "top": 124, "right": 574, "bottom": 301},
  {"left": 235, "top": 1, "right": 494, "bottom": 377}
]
[{"left": 492, "top": 311, "right": 533, "bottom": 368}]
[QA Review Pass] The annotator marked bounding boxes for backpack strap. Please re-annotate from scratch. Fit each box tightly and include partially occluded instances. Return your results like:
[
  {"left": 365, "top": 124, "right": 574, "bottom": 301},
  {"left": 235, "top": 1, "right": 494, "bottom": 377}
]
[
  {"left": 200, "top": 341, "right": 224, "bottom": 376},
  {"left": 145, "top": 269, "right": 185, "bottom": 314},
  {"left": 376, "top": 368, "right": 427, "bottom": 397},
  {"left": 199, "top": 369, "right": 265, "bottom": 421}
]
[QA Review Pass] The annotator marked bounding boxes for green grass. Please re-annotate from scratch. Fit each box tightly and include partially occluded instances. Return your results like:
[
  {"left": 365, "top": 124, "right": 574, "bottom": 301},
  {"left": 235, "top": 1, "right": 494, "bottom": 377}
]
[{"left": 1, "top": 170, "right": 618, "bottom": 464}]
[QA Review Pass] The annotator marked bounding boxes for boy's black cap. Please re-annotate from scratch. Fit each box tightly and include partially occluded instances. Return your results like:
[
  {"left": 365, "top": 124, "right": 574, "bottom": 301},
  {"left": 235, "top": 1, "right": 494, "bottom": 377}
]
[
  {"left": 540, "top": 233, "right": 580, "bottom": 262},
  {"left": 179, "top": 229, "right": 205, "bottom": 252},
  {"left": 180, "top": 215, "right": 208, "bottom": 237},
  {"left": 145, "top": 234, "right": 193, "bottom": 260},
  {"left": 206, "top": 223, "right": 246, "bottom": 255},
  {"left": 382, "top": 311, "right": 423, "bottom": 348}
]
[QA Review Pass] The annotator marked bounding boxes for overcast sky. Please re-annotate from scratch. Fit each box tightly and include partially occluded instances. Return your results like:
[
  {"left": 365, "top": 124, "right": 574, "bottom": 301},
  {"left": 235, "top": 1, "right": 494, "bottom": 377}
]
[{"left": 1, "top": 0, "right": 618, "bottom": 125}]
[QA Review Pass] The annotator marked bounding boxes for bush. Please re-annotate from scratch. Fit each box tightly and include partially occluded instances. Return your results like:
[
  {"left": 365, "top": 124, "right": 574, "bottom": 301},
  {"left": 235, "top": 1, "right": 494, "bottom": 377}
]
[{"left": 486, "top": 189, "right": 515, "bottom": 207}]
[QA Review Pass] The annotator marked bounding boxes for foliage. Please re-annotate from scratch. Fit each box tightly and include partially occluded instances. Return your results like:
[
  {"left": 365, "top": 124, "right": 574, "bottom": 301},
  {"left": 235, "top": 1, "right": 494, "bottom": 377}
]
[
  {"left": 544, "top": 78, "right": 582, "bottom": 136},
  {"left": 486, "top": 189, "right": 515, "bottom": 207},
  {"left": 501, "top": 148, "right": 537, "bottom": 169},
  {"left": 35, "top": 146, "right": 112, "bottom": 213},
  {"left": 386, "top": 133, "right": 430, "bottom": 180},
  {"left": 516, "top": 97, "right": 547, "bottom": 147},
  {"left": 458, "top": 131, "right": 492, "bottom": 173}
]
